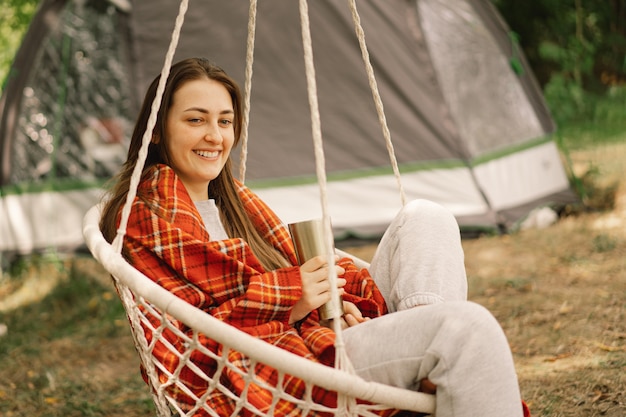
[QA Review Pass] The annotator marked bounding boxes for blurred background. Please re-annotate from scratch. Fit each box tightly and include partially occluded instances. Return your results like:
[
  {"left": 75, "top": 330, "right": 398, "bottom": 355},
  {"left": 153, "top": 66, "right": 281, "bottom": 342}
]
[{"left": 0, "top": 1, "right": 624, "bottom": 416}]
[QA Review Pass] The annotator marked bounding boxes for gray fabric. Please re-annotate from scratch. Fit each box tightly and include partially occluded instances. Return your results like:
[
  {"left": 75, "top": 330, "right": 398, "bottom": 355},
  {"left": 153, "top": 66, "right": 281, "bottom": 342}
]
[
  {"left": 129, "top": 0, "right": 536, "bottom": 178},
  {"left": 134, "top": 2, "right": 431, "bottom": 179},
  {"left": 344, "top": 302, "right": 524, "bottom": 417},
  {"left": 369, "top": 199, "right": 468, "bottom": 311},
  {"left": 420, "top": 0, "right": 545, "bottom": 156},
  {"left": 344, "top": 199, "right": 523, "bottom": 416}
]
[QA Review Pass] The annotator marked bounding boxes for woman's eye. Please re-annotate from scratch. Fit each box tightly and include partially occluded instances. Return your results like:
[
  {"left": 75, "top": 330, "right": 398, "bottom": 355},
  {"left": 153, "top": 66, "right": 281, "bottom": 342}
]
[{"left": 220, "top": 119, "right": 233, "bottom": 126}]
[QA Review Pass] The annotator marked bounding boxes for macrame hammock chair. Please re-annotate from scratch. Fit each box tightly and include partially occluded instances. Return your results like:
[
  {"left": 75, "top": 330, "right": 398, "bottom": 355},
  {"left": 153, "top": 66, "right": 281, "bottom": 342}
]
[{"left": 82, "top": 0, "right": 436, "bottom": 415}]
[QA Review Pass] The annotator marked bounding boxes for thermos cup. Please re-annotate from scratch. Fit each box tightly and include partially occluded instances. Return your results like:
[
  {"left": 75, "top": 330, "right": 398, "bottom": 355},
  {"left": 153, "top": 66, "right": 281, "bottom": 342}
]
[{"left": 288, "top": 218, "right": 344, "bottom": 320}]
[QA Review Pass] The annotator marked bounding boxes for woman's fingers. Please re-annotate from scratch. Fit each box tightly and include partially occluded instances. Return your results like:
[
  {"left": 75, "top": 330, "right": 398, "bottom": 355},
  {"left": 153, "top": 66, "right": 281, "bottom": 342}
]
[
  {"left": 300, "top": 255, "right": 327, "bottom": 272},
  {"left": 419, "top": 378, "right": 437, "bottom": 394},
  {"left": 300, "top": 254, "right": 342, "bottom": 272},
  {"left": 297, "top": 257, "right": 346, "bottom": 316},
  {"left": 307, "top": 268, "right": 346, "bottom": 292}
]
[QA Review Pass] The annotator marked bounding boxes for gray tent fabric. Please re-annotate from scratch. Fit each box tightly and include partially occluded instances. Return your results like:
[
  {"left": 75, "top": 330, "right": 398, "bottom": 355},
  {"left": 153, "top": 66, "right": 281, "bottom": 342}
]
[{"left": 0, "top": 0, "right": 577, "bottom": 255}]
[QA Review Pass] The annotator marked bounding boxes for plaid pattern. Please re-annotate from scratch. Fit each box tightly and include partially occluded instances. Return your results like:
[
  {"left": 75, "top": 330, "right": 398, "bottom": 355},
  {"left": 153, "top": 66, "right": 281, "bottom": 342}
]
[{"left": 123, "top": 164, "right": 392, "bottom": 416}]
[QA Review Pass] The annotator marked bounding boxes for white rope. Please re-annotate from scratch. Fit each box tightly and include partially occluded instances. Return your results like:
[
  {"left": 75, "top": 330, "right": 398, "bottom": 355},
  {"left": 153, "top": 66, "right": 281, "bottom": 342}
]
[
  {"left": 107, "top": 3, "right": 189, "bottom": 414},
  {"left": 238, "top": 0, "right": 258, "bottom": 183},
  {"left": 298, "top": 0, "right": 354, "bottom": 377},
  {"left": 347, "top": 0, "right": 407, "bottom": 207},
  {"left": 112, "top": 0, "right": 189, "bottom": 254}
]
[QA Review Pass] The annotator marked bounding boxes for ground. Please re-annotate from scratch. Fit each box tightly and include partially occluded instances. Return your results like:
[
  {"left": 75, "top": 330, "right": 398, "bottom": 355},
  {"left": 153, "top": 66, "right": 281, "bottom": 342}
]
[
  {"left": 334, "top": 142, "right": 625, "bottom": 416},
  {"left": 0, "top": 142, "right": 624, "bottom": 416}
]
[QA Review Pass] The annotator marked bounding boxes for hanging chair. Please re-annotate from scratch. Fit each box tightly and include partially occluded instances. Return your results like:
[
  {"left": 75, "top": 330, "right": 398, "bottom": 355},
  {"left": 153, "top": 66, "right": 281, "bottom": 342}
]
[
  {"left": 82, "top": 0, "right": 435, "bottom": 415},
  {"left": 84, "top": 203, "right": 434, "bottom": 416}
]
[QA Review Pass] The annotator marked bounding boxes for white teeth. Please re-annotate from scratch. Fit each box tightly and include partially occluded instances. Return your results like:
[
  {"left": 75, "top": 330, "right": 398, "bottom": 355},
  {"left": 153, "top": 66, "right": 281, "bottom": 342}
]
[{"left": 194, "top": 150, "right": 219, "bottom": 158}]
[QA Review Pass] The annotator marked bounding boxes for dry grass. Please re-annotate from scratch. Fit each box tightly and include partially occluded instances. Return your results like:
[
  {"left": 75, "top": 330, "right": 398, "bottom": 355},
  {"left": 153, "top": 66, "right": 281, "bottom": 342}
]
[
  {"left": 0, "top": 142, "right": 624, "bottom": 416},
  {"left": 345, "top": 142, "right": 626, "bottom": 416}
]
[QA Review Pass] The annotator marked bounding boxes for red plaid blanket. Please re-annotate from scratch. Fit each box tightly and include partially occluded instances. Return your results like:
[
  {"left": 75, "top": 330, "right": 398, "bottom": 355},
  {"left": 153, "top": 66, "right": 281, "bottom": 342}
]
[{"left": 122, "top": 164, "right": 390, "bottom": 416}]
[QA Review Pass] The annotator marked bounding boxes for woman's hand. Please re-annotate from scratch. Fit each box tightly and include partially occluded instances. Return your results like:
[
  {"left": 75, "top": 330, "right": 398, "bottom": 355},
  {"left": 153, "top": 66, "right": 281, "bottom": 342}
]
[
  {"left": 289, "top": 255, "right": 346, "bottom": 325},
  {"left": 320, "top": 301, "right": 370, "bottom": 330},
  {"left": 339, "top": 301, "right": 370, "bottom": 329}
]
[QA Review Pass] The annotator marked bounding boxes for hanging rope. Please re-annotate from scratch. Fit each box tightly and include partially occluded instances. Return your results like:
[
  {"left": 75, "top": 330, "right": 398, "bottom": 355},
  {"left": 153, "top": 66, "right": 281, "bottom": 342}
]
[
  {"left": 107, "top": 2, "right": 191, "bottom": 415},
  {"left": 347, "top": 0, "right": 406, "bottom": 207},
  {"left": 112, "top": 0, "right": 189, "bottom": 254},
  {"left": 238, "top": 0, "right": 258, "bottom": 183},
  {"left": 298, "top": 0, "right": 355, "bottom": 378}
]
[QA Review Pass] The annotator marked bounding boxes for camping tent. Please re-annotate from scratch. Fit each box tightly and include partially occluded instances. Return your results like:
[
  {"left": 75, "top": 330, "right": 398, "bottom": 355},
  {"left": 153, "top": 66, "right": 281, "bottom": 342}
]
[{"left": 0, "top": 0, "right": 577, "bottom": 257}]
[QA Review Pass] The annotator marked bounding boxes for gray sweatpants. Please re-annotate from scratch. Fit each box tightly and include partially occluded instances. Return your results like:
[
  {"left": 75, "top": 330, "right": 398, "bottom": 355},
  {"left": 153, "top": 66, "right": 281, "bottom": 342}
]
[{"left": 343, "top": 199, "right": 523, "bottom": 417}]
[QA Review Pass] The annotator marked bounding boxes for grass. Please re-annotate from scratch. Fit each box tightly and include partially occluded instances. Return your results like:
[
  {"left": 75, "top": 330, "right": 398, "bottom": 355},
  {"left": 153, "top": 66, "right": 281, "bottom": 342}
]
[
  {"left": 464, "top": 135, "right": 626, "bottom": 416},
  {"left": 0, "top": 124, "right": 624, "bottom": 416},
  {"left": 0, "top": 259, "right": 156, "bottom": 416},
  {"left": 553, "top": 85, "right": 626, "bottom": 151}
]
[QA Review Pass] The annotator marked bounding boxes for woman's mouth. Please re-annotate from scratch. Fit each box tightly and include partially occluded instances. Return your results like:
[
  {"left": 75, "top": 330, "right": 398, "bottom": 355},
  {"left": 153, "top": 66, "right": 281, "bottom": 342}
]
[{"left": 194, "top": 150, "right": 219, "bottom": 159}]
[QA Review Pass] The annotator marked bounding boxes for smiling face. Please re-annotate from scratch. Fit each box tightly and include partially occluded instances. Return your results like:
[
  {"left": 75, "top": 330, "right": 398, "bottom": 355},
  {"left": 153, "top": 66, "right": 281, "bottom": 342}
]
[{"left": 163, "top": 77, "right": 235, "bottom": 201}]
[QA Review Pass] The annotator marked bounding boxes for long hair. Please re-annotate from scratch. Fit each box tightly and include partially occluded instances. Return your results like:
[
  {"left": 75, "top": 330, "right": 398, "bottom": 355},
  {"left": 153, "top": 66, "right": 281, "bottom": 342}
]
[{"left": 100, "top": 57, "right": 290, "bottom": 270}]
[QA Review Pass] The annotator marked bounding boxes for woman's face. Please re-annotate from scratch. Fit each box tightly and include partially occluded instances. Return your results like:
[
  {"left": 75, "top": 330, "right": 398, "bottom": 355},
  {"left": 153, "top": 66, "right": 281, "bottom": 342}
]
[{"left": 164, "top": 77, "right": 235, "bottom": 201}]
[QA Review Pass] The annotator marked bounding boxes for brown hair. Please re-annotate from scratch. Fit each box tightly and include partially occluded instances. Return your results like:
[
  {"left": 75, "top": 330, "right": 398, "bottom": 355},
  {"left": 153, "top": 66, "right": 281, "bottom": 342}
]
[{"left": 100, "top": 57, "right": 289, "bottom": 271}]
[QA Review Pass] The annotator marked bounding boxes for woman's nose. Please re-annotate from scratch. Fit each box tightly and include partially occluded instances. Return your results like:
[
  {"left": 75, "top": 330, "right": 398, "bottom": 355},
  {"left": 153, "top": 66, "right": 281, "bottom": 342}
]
[{"left": 203, "top": 124, "right": 222, "bottom": 142}]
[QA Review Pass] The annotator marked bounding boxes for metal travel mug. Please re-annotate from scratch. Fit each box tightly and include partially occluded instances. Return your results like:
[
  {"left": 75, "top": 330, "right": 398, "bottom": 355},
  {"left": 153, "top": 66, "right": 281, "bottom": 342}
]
[{"left": 288, "top": 218, "right": 344, "bottom": 320}]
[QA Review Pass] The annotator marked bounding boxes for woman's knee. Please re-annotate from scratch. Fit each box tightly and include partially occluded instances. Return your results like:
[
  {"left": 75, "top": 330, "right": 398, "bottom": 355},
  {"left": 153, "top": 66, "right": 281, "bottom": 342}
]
[
  {"left": 399, "top": 199, "right": 460, "bottom": 236},
  {"left": 439, "top": 301, "right": 507, "bottom": 343},
  {"left": 400, "top": 199, "right": 458, "bottom": 230}
]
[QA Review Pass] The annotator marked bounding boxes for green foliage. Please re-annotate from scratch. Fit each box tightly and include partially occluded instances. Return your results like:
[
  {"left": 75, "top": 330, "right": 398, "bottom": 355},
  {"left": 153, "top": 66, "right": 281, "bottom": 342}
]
[
  {"left": 0, "top": 257, "right": 126, "bottom": 356},
  {"left": 536, "top": 3, "right": 598, "bottom": 125},
  {"left": 5, "top": 251, "right": 63, "bottom": 277},
  {"left": 494, "top": 0, "right": 626, "bottom": 127},
  {"left": 543, "top": 80, "right": 626, "bottom": 139},
  {"left": 0, "top": 0, "right": 39, "bottom": 89},
  {"left": 555, "top": 85, "right": 626, "bottom": 149},
  {"left": 543, "top": 73, "right": 586, "bottom": 125},
  {"left": 593, "top": 84, "right": 626, "bottom": 124}
]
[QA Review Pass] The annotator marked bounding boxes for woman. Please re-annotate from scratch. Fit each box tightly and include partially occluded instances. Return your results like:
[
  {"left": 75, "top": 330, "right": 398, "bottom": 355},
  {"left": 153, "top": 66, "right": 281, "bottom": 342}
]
[{"left": 100, "top": 57, "right": 528, "bottom": 417}]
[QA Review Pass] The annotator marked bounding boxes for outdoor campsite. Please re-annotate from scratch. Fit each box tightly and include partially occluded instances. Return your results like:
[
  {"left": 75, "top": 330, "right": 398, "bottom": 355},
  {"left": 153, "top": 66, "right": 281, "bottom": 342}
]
[{"left": 1, "top": 0, "right": 625, "bottom": 416}]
